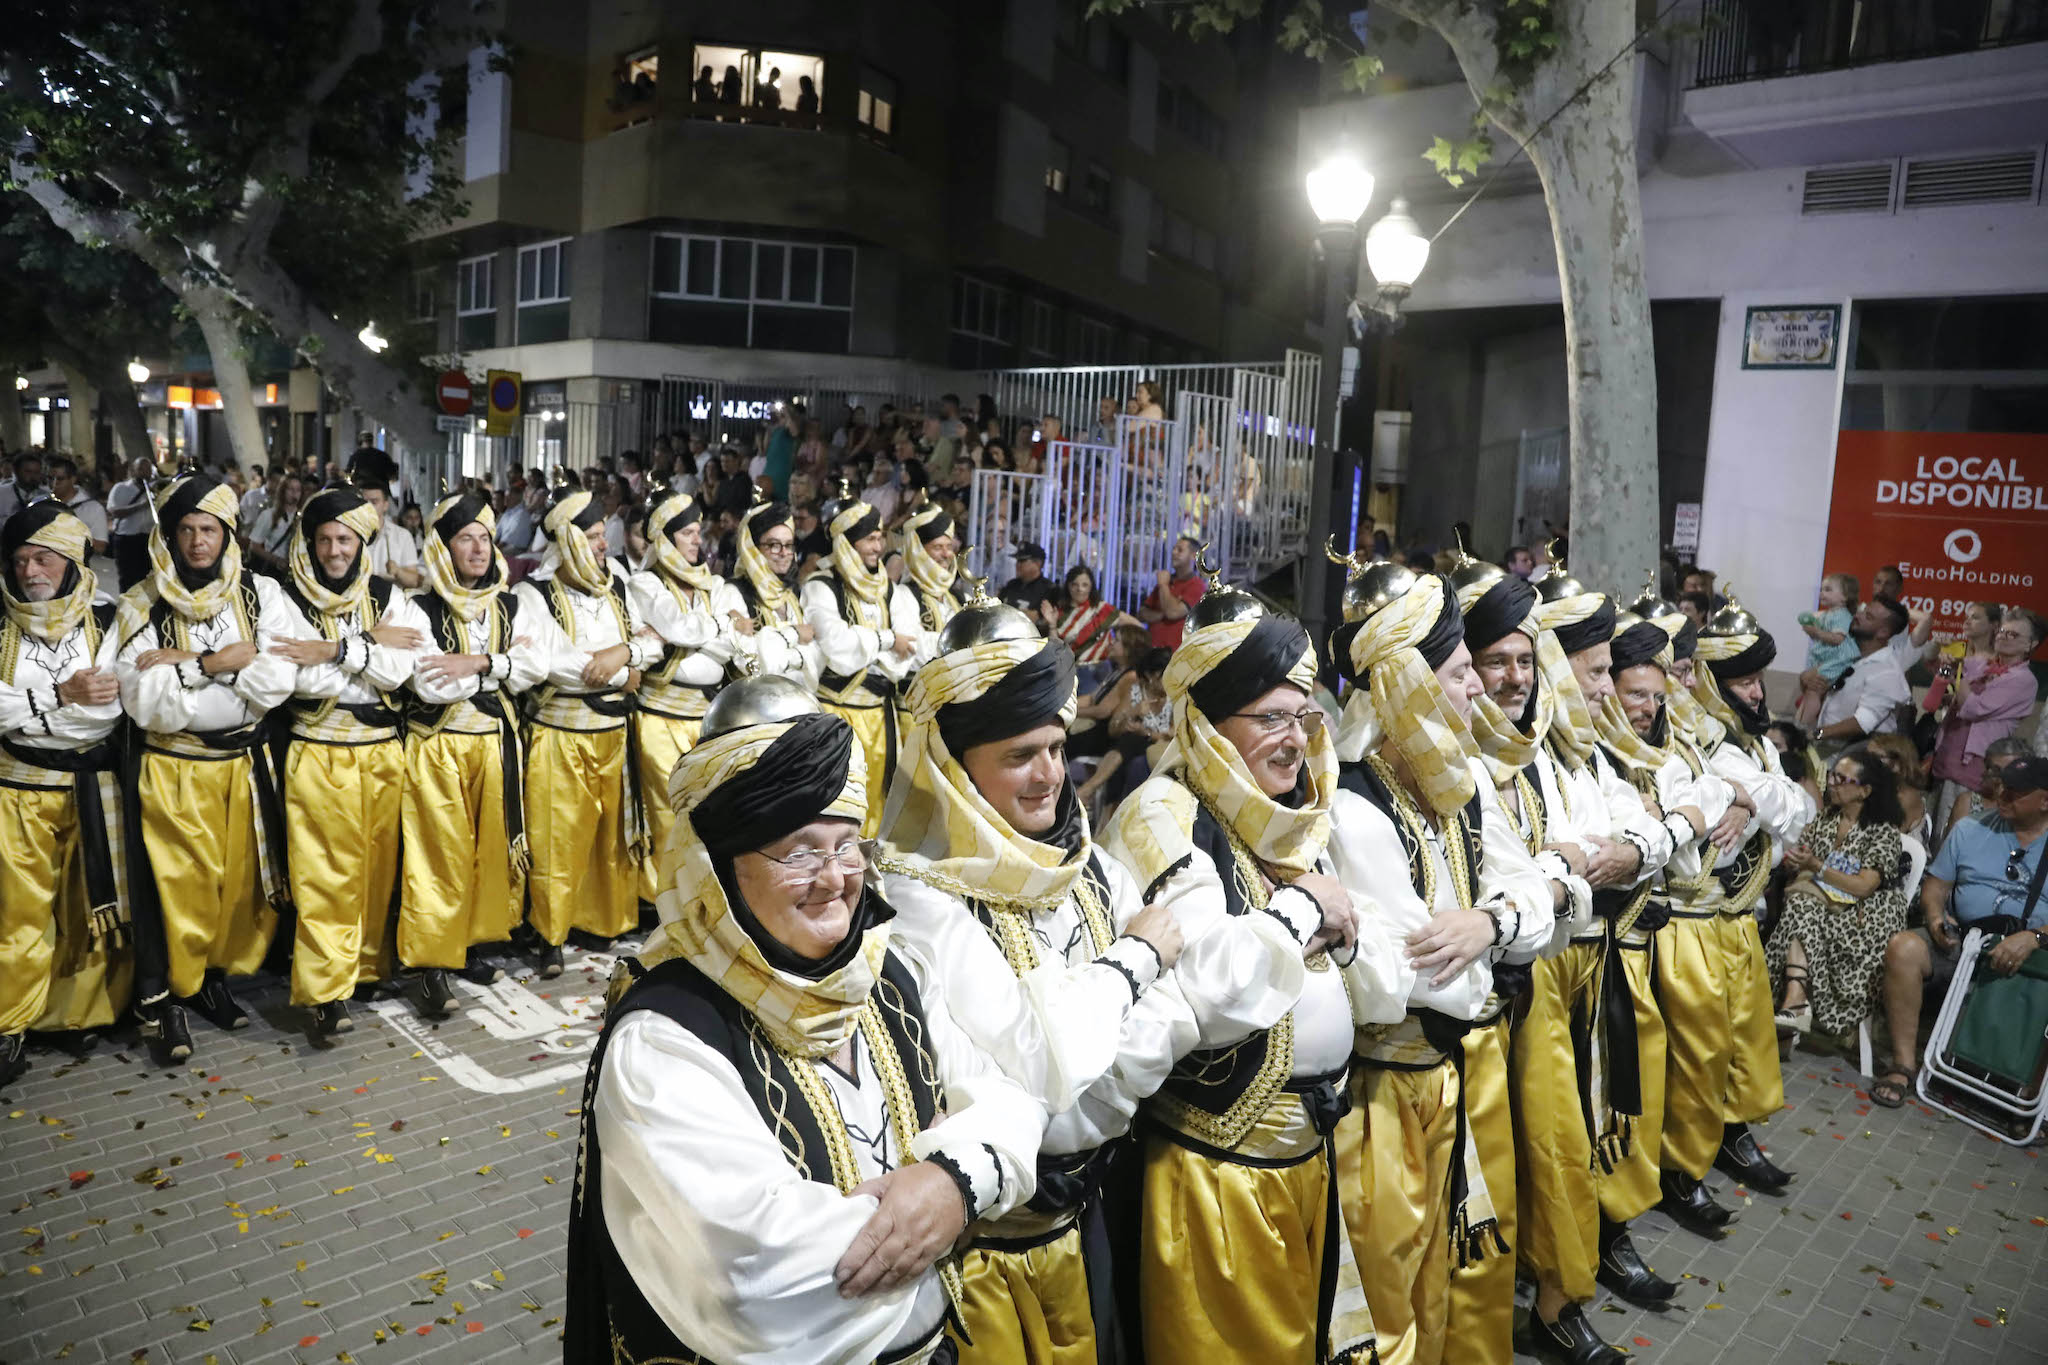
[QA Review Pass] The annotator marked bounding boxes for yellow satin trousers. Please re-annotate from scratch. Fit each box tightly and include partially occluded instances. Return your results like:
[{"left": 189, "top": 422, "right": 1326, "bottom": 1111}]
[
  {"left": 1338, "top": 1061, "right": 1460, "bottom": 1365},
  {"left": 1445, "top": 1018, "right": 1516, "bottom": 1364},
  {"left": 401, "top": 730, "right": 521, "bottom": 968},
  {"left": 139, "top": 752, "right": 274, "bottom": 999},
  {"left": 0, "top": 785, "right": 129, "bottom": 1034},
  {"left": 1140, "top": 1135, "right": 1330, "bottom": 1364},
  {"left": 1597, "top": 940, "right": 1667, "bottom": 1224},
  {"left": 955, "top": 1223, "right": 1097, "bottom": 1365},
  {"left": 635, "top": 712, "right": 700, "bottom": 904},
  {"left": 822, "top": 699, "right": 892, "bottom": 838},
  {"left": 1718, "top": 914, "right": 1786, "bottom": 1124},
  {"left": 284, "top": 739, "right": 403, "bottom": 1006},
  {"left": 1512, "top": 940, "right": 1605, "bottom": 1303},
  {"left": 1655, "top": 916, "right": 1732, "bottom": 1180},
  {"left": 526, "top": 725, "right": 637, "bottom": 944}
]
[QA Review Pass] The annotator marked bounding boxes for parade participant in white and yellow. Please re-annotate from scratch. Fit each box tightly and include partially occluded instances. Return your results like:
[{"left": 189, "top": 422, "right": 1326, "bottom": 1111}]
[
  {"left": 897, "top": 501, "right": 963, "bottom": 662},
  {"left": 565, "top": 676, "right": 1043, "bottom": 1365},
  {"left": 1684, "top": 589, "right": 1810, "bottom": 1197},
  {"left": 730, "top": 498, "right": 821, "bottom": 687},
  {"left": 403, "top": 490, "right": 546, "bottom": 1017},
  {"left": 881, "top": 595, "right": 1191, "bottom": 1365},
  {"left": 1099, "top": 587, "right": 1363, "bottom": 1365},
  {"left": 628, "top": 490, "right": 747, "bottom": 900},
  {"left": 116, "top": 472, "right": 298, "bottom": 1061},
  {"left": 1530, "top": 571, "right": 1683, "bottom": 1343},
  {"left": 513, "top": 488, "right": 664, "bottom": 975},
  {"left": 804, "top": 487, "right": 922, "bottom": 835},
  {"left": 268, "top": 487, "right": 428, "bottom": 1034},
  {"left": 1324, "top": 563, "right": 1560, "bottom": 1365},
  {"left": 0, "top": 503, "right": 129, "bottom": 1088}
]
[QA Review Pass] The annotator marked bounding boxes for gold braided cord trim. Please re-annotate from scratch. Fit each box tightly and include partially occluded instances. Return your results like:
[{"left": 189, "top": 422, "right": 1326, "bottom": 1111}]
[
  {"left": 745, "top": 1019, "right": 821, "bottom": 1185},
  {"left": 1070, "top": 870, "right": 1115, "bottom": 958},
  {"left": 1149, "top": 1012, "right": 1297, "bottom": 1152},
  {"left": 858, "top": 982, "right": 968, "bottom": 1323},
  {"left": 1610, "top": 879, "right": 1658, "bottom": 940},
  {"left": 764, "top": 1020, "right": 863, "bottom": 1195},
  {"left": 1363, "top": 753, "right": 1474, "bottom": 909},
  {"left": 608, "top": 1318, "right": 705, "bottom": 1364},
  {"left": 874, "top": 851, "right": 1072, "bottom": 915},
  {"left": 1510, "top": 769, "right": 1544, "bottom": 855}
]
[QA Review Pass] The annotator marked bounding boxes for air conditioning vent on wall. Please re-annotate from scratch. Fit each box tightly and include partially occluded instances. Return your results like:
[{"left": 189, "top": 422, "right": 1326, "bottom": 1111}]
[
  {"left": 1800, "top": 162, "right": 1896, "bottom": 215},
  {"left": 1900, "top": 150, "right": 2041, "bottom": 208}
]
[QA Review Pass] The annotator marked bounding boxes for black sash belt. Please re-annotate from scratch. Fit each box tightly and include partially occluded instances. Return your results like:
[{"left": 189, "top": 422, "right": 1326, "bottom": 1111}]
[
  {"left": 2, "top": 735, "right": 123, "bottom": 941},
  {"left": 1283, "top": 1065, "right": 1354, "bottom": 1136},
  {"left": 470, "top": 691, "right": 528, "bottom": 858}
]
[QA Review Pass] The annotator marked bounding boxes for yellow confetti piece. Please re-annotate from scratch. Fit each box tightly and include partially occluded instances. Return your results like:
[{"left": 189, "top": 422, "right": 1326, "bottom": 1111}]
[
  {"left": 295, "top": 1259, "right": 308, "bottom": 1273},
  {"left": 279, "top": 1240, "right": 302, "bottom": 1248},
  {"left": 331, "top": 1187, "right": 354, "bottom": 1195},
  {"left": 53, "top": 1347, "right": 73, "bottom": 1360},
  {"left": 301, "top": 1298, "right": 321, "bottom": 1308},
  {"left": 256, "top": 1321, "right": 272, "bottom": 1336},
  {"left": 236, "top": 1220, "right": 249, "bottom": 1234},
  {"left": 491, "top": 1270, "right": 506, "bottom": 1284},
  {"left": 321, "top": 1085, "right": 337, "bottom": 1092},
  {"left": 292, "top": 1159, "right": 307, "bottom": 1168},
  {"left": 521, "top": 1302, "right": 543, "bottom": 1312},
  {"left": 373, "top": 1329, "right": 387, "bottom": 1343},
  {"left": 187, "top": 1320, "right": 211, "bottom": 1332},
  {"left": 7, "top": 1111, "right": 23, "bottom": 1119},
  {"left": 261, "top": 1297, "right": 273, "bottom": 1307},
  {"left": 193, "top": 1111, "right": 206, "bottom": 1119},
  {"left": 544, "top": 1130, "right": 559, "bottom": 1139},
  {"left": 375, "top": 1154, "right": 396, "bottom": 1164},
  {"left": 476, "top": 1165, "right": 494, "bottom": 1176},
  {"left": 499, "top": 1126, "right": 512, "bottom": 1137},
  {"left": 438, "top": 1137, "right": 449, "bottom": 1146},
  {"left": 1947, "top": 1226, "right": 1961, "bottom": 1236},
  {"left": 26, "top": 1265, "right": 42, "bottom": 1276},
  {"left": 338, "top": 1353, "right": 356, "bottom": 1363},
  {"left": 543, "top": 1176, "right": 557, "bottom": 1185}
]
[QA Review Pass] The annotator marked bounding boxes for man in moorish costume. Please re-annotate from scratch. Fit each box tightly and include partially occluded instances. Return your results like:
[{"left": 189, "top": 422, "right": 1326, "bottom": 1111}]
[
  {"left": 402, "top": 490, "right": 545, "bottom": 1016},
  {"left": 1453, "top": 565, "right": 1671, "bottom": 1364},
  {"left": 0, "top": 503, "right": 129, "bottom": 1087},
  {"left": 565, "top": 676, "right": 1042, "bottom": 1365},
  {"left": 897, "top": 501, "right": 963, "bottom": 661},
  {"left": 513, "top": 488, "right": 664, "bottom": 975},
  {"left": 729, "top": 498, "right": 821, "bottom": 687},
  {"left": 117, "top": 473, "right": 298, "bottom": 1060},
  {"left": 627, "top": 490, "right": 747, "bottom": 901},
  {"left": 804, "top": 487, "right": 921, "bottom": 835},
  {"left": 1098, "top": 588, "right": 1363, "bottom": 1365},
  {"left": 1324, "top": 565, "right": 1560, "bottom": 1365},
  {"left": 1684, "top": 591, "right": 1809, "bottom": 1197},
  {"left": 269, "top": 487, "right": 428, "bottom": 1034},
  {"left": 881, "top": 595, "right": 1190, "bottom": 1363}
]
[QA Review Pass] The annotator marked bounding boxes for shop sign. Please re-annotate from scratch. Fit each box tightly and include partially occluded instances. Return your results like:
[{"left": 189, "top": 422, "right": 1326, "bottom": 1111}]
[
  {"left": 1823, "top": 430, "right": 2048, "bottom": 646},
  {"left": 1741, "top": 304, "right": 1840, "bottom": 370},
  {"left": 688, "top": 395, "right": 782, "bottom": 422}
]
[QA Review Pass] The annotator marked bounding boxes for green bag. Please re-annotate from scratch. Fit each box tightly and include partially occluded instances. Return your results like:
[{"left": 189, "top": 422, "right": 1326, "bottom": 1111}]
[{"left": 1950, "top": 946, "right": 2048, "bottom": 1090}]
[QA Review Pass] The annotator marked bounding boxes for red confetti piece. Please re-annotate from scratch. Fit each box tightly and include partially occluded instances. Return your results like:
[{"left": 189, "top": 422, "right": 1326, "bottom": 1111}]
[
  {"left": 265, "top": 1154, "right": 281, "bottom": 1162},
  {"left": 1834, "top": 1134, "right": 1848, "bottom": 1141},
  {"left": 466, "top": 1323, "right": 484, "bottom": 1334},
  {"left": 67, "top": 1171, "right": 93, "bottom": 1189},
  {"left": 1973, "top": 1182, "right": 1988, "bottom": 1190},
  {"left": 1927, "top": 1233, "right": 1944, "bottom": 1241},
  {"left": 224, "top": 1152, "right": 241, "bottom": 1160},
  {"left": 1735, "top": 1187, "right": 1750, "bottom": 1197},
  {"left": 1840, "top": 1212, "right": 1854, "bottom": 1220},
  {"left": 1974, "top": 1317, "right": 1994, "bottom": 1328},
  {"left": 1879, "top": 1277, "right": 1896, "bottom": 1288},
  {"left": 353, "top": 1087, "right": 368, "bottom": 1095},
  {"left": 1633, "top": 1337, "right": 1653, "bottom": 1348},
  {"left": 298, "top": 1337, "right": 319, "bottom": 1348},
  {"left": 206, "top": 1075, "right": 221, "bottom": 1083},
  {"left": 2006, "top": 1243, "right": 2021, "bottom": 1252},
  {"left": 415, "top": 1326, "right": 432, "bottom": 1336},
  {"left": 516, "top": 1228, "right": 535, "bottom": 1239}
]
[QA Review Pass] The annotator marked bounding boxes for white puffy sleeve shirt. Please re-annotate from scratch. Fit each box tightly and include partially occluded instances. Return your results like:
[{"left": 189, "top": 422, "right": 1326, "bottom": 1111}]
[
  {"left": 118, "top": 575, "right": 299, "bottom": 733},
  {"left": 1328, "top": 788, "right": 1490, "bottom": 1023}
]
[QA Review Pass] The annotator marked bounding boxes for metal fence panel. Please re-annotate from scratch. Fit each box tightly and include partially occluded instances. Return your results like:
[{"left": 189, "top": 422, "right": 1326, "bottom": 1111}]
[
  {"left": 963, "top": 469, "right": 1047, "bottom": 591},
  {"left": 1173, "top": 390, "right": 1241, "bottom": 580},
  {"left": 1108, "top": 414, "right": 1188, "bottom": 610},
  {"left": 1042, "top": 441, "right": 1121, "bottom": 600}
]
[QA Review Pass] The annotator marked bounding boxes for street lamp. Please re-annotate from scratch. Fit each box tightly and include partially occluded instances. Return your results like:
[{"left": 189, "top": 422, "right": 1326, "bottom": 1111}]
[
  {"left": 1364, "top": 197, "right": 1430, "bottom": 314},
  {"left": 127, "top": 360, "right": 150, "bottom": 384},
  {"left": 1305, "top": 148, "right": 1376, "bottom": 230},
  {"left": 358, "top": 323, "right": 389, "bottom": 353},
  {"left": 1305, "top": 145, "right": 1432, "bottom": 334},
  {"left": 12, "top": 376, "right": 26, "bottom": 392}
]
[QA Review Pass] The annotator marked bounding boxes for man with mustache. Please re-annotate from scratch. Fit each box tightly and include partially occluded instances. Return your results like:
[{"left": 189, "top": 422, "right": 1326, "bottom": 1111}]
[
  {"left": 116, "top": 474, "right": 299, "bottom": 1062},
  {"left": 0, "top": 504, "right": 129, "bottom": 1088},
  {"left": 1099, "top": 585, "right": 1362, "bottom": 1364},
  {"left": 882, "top": 595, "right": 1187, "bottom": 1363},
  {"left": 269, "top": 487, "right": 429, "bottom": 1035}
]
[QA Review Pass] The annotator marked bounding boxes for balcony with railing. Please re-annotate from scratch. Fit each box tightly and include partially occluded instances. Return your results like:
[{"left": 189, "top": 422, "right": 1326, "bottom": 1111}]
[{"left": 1683, "top": 0, "right": 2048, "bottom": 167}]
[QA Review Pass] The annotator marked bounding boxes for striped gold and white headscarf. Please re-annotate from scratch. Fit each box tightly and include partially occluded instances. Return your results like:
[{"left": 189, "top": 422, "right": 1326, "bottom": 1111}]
[
  {"left": 287, "top": 487, "right": 383, "bottom": 618},
  {"left": 423, "top": 491, "right": 510, "bottom": 621},
  {"left": 735, "top": 501, "right": 798, "bottom": 619},
  {"left": 1456, "top": 574, "right": 1557, "bottom": 787},
  {"left": 1, "top": 502, "right": 97, "bottom": 645},
  {"left": 1118, "top": 612, "right": 1333, "bottom": 881},
  {"left": 898, "top": 502, "right": 961, "bottom": 616},
  {"left": 881, "top": 636, "right": 1085, "bottom": 910},
  {"left": 133, "top": 474, "right": 245, "bottom": 628},
  {"left": 1533, "top": 590, "right": 1612, "bottom": 771},
  {"left": 639, "top": 711, "right": 882, "bottom": 1058},
  {"left": 643, "top": 492, "right": 719, "bottom": 593},
  {"left": 821, "top": 497, "right": 889, "bottom": 606},
  {"left": 1593, "top": 616, "right": 1674, "bottom": 778},
  {"left": 540, "top": 490, "right": 612, "bottom": 595},
  {"left": 1335, "top": 574, "right": 1479, "bottom": 819},
  {"left": 1692, "top": 628, "right": 1779, "bottom": 758}
]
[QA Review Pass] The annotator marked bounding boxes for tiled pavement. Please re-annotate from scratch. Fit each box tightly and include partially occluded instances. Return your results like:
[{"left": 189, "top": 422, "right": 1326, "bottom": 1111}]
[{"left": 4, "top": 955, "right": 2046, "bottom": 1365}]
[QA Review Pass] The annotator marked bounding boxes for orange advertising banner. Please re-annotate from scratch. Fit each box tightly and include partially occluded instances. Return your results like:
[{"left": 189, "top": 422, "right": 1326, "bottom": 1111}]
[{"left": 1823, "top": 430, "right": 2048, "bottom": 643}]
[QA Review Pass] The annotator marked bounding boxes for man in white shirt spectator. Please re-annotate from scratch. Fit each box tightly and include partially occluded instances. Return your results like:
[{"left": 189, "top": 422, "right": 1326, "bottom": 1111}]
[
  {"left": 47, "top": 457, "right": 109, "bottom": 556},
  {"left": 0, "top": 451, "right": 46, "bottom": 533},
  {"left": 1871, "top": 564, "right": 1934, "bottom": 669},
  {"left": 1817, "top": 595, "right": 1914, "bottom": 746},
  {"left": 859, "top": 452, "right": 901, "bottom": 526},
  {"left": 495, "top": 483, "right": 547, "bottom": 556},
  {"left": 237, "top": 464, "right": 270, "bottom": 525},
  {"left": 355, "top": 477, "right": 423, "bottom": 587},
  {"left": 105, "top": 456, "right": 158, "bottom": 588}
]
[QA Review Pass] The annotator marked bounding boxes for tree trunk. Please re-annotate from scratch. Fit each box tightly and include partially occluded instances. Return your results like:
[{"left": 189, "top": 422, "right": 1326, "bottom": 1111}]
[
  {"left": 185, "top": 285, "right": 270, "bottom": 472},
  {"left": 96, "top": 365, "right": 155, "bottom": 468}
]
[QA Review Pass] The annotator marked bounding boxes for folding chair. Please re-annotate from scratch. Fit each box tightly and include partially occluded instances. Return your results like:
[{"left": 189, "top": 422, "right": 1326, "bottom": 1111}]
[{"left": 1916, "top": 928, "right": 2048, "bottom": 1146}]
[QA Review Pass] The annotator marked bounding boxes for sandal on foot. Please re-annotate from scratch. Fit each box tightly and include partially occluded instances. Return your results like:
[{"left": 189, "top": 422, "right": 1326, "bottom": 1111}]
[
  {"left": 1871, "top": 1069, "right": 1912, "bottom": 1108},
  {"left": 1775, "top": 967, "right": 1813, "bottom": 1033}
]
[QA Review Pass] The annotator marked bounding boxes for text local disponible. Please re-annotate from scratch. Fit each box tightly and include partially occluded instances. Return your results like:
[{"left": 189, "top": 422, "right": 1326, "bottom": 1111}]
[{"left": 1875, "top": 455, "right": 2046, "bottom": 510}]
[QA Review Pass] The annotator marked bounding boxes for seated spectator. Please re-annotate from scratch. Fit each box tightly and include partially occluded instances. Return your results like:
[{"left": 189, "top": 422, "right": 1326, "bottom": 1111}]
[
  {"left": 996, "top": 543, "right": 1056, "bottom": 622},
  {"left": 1815, "top": 596, "right": 1914, "bottom": 746},
  {"left": 1866, "top": 732, "right": 1933, "bottom": 846},
  {"left": 1944, "top": 737, "right": 2030, "bottom": 839},
  {"left": 1930, "top": 609, "right": 2043, "bottom": 832},
  {"left": 1771, "top": 746, "right": 1909, "bottom": 1038},
  {"left": 1139, "top": 535, "right": 1204, "bottom": 649},
  {"left": 1047, "top": 565, "right": 1137, "bottom": 693},
  {"left": 1878, "top": 754, "right": 2048, "bottom": 1108},
  {"left": 1794, "top": 572, "right": 1860, "bottom": 727},
  {"left": 1075, "top": 647, "right": 1171, "bottom": 811},
  {"left": 1767, "top": 719, "right": 1825, "bottom": 809}
]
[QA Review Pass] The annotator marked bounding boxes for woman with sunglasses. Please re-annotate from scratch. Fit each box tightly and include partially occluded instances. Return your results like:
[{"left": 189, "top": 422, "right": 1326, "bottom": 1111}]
[{"left": 1770, "top": 747, "right": 1908, "bottom": 1043}]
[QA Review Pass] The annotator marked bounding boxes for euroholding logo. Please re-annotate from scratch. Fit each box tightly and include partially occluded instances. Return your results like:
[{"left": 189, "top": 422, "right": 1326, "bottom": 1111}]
[{"left": 1942, "top": 528, "right": 1982, "bottom": 564}]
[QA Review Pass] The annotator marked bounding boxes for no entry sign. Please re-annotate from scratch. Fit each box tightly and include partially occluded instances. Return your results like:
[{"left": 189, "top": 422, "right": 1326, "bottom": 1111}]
[{"left": 436, "top": 370, "right": 473, "bottom": 416}]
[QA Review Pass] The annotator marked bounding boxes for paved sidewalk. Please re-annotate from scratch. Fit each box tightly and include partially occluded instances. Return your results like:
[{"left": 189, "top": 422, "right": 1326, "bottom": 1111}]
[{"left": 4, "top": 960, "right": 2046, "bottom": 1365}]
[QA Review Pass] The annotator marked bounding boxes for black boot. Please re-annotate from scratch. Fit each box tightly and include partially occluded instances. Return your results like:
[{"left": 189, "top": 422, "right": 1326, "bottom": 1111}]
[
  {"left": 1597, "top": 1216, "right": 1678, "bottom": 1305},
  {"left": 535, "top": 943, "right": 564, "bottom": 979},
  {"left": 138, "top": 1000, "right": 194, "bottom": 1063},
  {"left": 0, "top": 1032, "right": 27, "bottom": 1089},
  {"left": 1714, "top": 1121, "right": 1792, "bottom": 1193},
  {"left": 461, "top": 953, "right": 505, "bottom": 985},
  {"left": 1657, "top": 1168, "right": 1735, "bottom": 1238},
  {"left": 1531, "top": 1303, "right": 1627, "bottom": 1365},
  {"left": 409, "top": 969, "right": 460, "bottom": 1017},
  {"left": 189, "top": 971, "right": 250, "bottom": 1032},
  {"left": 313, "top": 1000, "right": 353, "bottom": 1036}
]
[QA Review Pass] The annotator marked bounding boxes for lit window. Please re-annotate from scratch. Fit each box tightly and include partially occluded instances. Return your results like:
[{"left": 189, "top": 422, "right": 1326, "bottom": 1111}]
[
  {"left": 857, "top": 68, "right": 897, "bottom": 143},
  {"left": 517, "top": 239, "right": 569, "bottom": 306},
  {"left": 690, "top": 43, "right": 825, "bottom": 126},
  {"left": 456, "top": 255, "right": 494, "bottom": 315},
  {"left": 1046, "top": 139, "right": 1071, "bottom": 196}
]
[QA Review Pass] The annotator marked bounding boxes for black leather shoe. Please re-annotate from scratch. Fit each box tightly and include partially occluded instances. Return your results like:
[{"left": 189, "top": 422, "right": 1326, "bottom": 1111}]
[
  {"left": 314, "top": 1000, "right": 353, "bottom": 1036},
  {"left": 189, "top": 974, "right": 250, "bottom": 1031},
  {"left": 1597, "top": 1217, "right": 1678, "bottom": 1305},
  {"left": 536, "top": 944, "right": 565, "bottom": 979},
  {"left": 1658, "top": 1169, "right": 1734, "bottom": 1238},
  {"left": 461, "top": 956, "right": 505, "bottom": 985},
  {"left": 139, "top": 1001, "right": 194, "bottom": 1062},
  {"left": 1531, "top": 1303, "right": 1627, "bottom": 1365},
  {"left": 1715, "top": 1122, "right": 1793, "bottom": 1193},
  {"left": 410, "top": 969, "right": 460, "bottom": 1017},
  {"left": 0, "top": 1033, "right": 27, "bottom": 1089}
]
